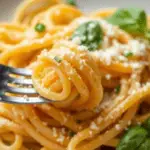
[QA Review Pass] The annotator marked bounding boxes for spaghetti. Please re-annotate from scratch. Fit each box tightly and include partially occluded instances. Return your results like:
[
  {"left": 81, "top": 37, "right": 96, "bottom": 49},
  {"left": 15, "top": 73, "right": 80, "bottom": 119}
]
[{"left": 0, "top": 0, "right": 150, "bottom": 150}]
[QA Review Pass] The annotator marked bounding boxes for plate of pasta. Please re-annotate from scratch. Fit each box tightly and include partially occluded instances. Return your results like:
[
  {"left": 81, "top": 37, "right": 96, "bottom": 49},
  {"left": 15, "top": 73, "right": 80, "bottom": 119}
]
[{"left": 1, "top": 0, "right": 150, "bottom": 150}]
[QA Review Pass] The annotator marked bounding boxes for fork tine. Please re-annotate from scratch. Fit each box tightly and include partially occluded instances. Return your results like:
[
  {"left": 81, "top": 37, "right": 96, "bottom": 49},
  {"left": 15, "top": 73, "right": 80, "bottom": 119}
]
[
  {"left": 0, "top": 64, "right": 32, "bottom": 76},
  {"left": 4, "top": 86, "right": 37, "bottom": 95},
  {"left": 0, "top": 64, "right": 51, "bottom": 104},
  {"left": 0, "top": 95, "right": 50, "bottom": 104},
  {"left": 9, "top": 67, "right": 32, "bottom": 76},
  {"left": 7, "top": 76, "right": 33, "bottom": 86}
]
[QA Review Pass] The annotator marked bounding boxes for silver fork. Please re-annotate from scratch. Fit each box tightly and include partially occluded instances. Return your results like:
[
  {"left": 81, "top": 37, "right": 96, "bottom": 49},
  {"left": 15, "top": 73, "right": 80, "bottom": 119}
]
[{"left": 0, "top": 64, "right": 50, "bottom": 104}]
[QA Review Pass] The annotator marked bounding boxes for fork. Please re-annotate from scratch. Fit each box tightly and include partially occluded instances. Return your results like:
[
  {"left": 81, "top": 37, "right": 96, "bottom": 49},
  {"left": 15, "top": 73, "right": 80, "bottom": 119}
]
[{"left": 0, "top": 64, "right": 50, "bottom": 104}]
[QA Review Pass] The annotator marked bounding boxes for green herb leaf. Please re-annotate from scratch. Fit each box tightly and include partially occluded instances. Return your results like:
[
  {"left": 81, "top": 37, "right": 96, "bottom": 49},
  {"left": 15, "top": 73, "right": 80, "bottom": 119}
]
[
  {"left": 142, "top": 117, "right": 150, "bottom": 135},
  {"left": 54, "top": 56, "right": 62, "bottom": 63},
  {"left": 138, "top": 139, "right": 150, "bottom": 150},
  {"left": 124, "top": 52, "right": 133, "bottom": 57},
  {"left": 72, "top": 21, "right": 103, "bottom": 51},
  {"left": 106, "top": 8, "right": 147, "bottom": 36},
  {"left": 117, "top": 126, "right": 148, "bottom": 150},
  {"left": 68, "top": 131, "right": 76, "bottom": 137},
  {"left": 66, "top": 0, "right": 76, "bottom": 6},
  {"left": 145, "top": 29, "right": 150, "bottom": 40},
  {"left": 35, "top": 23, "right": 46, "bottom": 32},
  {"left": 115, "top": 85, "right": 120, "bottom": 94}
]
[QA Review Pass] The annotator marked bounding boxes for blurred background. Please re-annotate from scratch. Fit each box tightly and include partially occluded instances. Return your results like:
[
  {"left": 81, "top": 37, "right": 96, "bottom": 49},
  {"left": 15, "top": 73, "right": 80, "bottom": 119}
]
[{"left": 0, "top": 0, "right": 149, "bottom": 21}]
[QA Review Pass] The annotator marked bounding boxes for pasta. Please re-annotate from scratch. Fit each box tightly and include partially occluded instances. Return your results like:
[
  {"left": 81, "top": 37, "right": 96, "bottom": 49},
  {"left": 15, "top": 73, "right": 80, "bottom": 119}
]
[{"left": 0, "top": 0, "right": 150, "bottom": 150}]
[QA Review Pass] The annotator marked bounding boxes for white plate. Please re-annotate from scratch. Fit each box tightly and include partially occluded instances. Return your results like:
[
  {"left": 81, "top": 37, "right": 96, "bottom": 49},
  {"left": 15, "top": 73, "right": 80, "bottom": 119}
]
[{"left": 0, "top": 0, "right": 150, "bottom": 21}]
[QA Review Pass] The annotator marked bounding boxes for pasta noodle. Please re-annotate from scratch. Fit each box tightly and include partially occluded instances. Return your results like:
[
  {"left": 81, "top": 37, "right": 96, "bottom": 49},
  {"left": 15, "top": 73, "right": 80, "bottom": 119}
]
[{"left": 0, "top": 0, "right": 150, "bottom": 150}]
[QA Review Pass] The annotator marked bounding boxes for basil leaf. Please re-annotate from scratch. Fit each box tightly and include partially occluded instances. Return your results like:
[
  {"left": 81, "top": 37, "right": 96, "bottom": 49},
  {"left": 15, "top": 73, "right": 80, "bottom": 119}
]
[
  {"left": 66, "top": 0, "right": 76, "bottom": 6},
  {"left": 72, "top": 21, "right": 103, "bottom": 51},
  {"left": 106, "top": 8, "right": 147, "bottom": 36},
  {"left": 138, "top": 139, "right": 150, "bottom": 150},
  {"left": 117, "top": 126, "right": 148, "bottom": 150},
  {"left": 142, "top": 117, "right": 150, "bottom": 135}
]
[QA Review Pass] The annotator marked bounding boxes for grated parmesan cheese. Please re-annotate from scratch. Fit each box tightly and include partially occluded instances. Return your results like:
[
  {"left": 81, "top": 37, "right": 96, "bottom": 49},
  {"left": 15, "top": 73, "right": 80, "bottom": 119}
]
[
  {"left": 52, "top": 127, "right": 58, "bottom": 137},
  {"left": 115, "top": 124, "right": 121, "bottom": 131},
  {"left": 118, "top": 55, "right": 128, "bottom": 61},
  {"left": 57, "top": 134, "right": 65, "bottom": 144},
  {"left": 61, "top": 128, "right": 66, "bottom": 134},
  {"left": 90, "top": 122, "right": 99, "bottom": 130},
  {"left": 72, "top": 37, "right": 81, "bottom": 45},
  {"left": 78, "top": 45, "right": 87, "bottom": 51},
  {"left": 131, "top": 62, "right": 141, "bottom": 69},
  {"left": 135, "top": 82, "right": 141, "bottom": 89},
  {"left": 131, "top": 90, "right": 136, "bottom": 95},
  {"left": 123, "top": 63, "right": 129, "bottom": 67},
  {"left": 129, "top": 40, "right": 146, "bottom": 56},
  {"left": 128, "top": 121, "right": 131, "bottom": 126},
  {"left": 99, "top": 20, "right": 116, "bottom": 37},
  {"left": 97, "top": 116, "right": 103, "bottom": 124},
  {"left": 131, "top": 74, "right": 137, "bottom": 79},
  {"left": 105, "top": 74, "right": 112, "bottom": 80}
]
